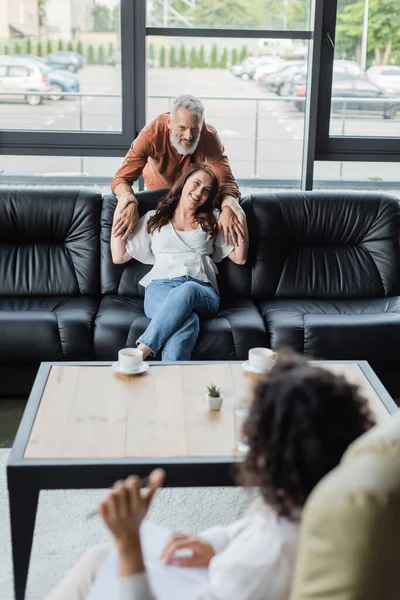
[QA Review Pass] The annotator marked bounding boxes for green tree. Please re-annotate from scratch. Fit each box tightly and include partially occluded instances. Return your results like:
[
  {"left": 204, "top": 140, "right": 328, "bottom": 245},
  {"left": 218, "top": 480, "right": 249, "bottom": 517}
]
[
  {"left": 92, "top": 4, "right": 111, "bottom": 32},
  {"left": 108, "top": 42, "right": 114, "bottom": 59},
  {"left": 169, "top": 46, "right": 177, "bottom": 67},
  {"left": 148, "top": 43, "right": 155, "bottom": 61},
  {"left": 336, "top": 0, "right": 400, "bottom": 65},
  {"left": 25, "top": 38, "right": 32, "bottom": 54},
  {"left": 219, "top": 47, "right": 228, "bottom": 68},
  {"left": 87, "top": 44, "right": 95, "bottom": 65},
  {"left": 57, "top": 39, "right": 63, "bottom": 51},
  {"left": 67, "top": 40, "right": 74, "bottom": 51},
  {"left": 98, "top": 45, "right": 106, "bottom": 65},
  {"left": 179, "top": 44, "right": 186, "bottom": 67},
  {"left": 46, "top": 40, "right": 52, "bottom": 54},
  {"left": 248, "top": 0, "right": 308, "bottom": 29},
  {"left": 4, "top": 45, "right": 9, "bottom": 55},
  {"left": 159, "top": 46, "right": 166, "bottom": 67},
  {"left": 14, "top": 42, "right": 21, "bottom": 54},
  {"left": 111, "top": 5, "right": 121, "bottom": 32},
  {"left": 76, "top": 40, "right": 83, "bottom": 56},
  {"left": 190, "top": 47, "right": 198, "bottom": 68},
  {"left": 210, "top": 43, "right": 218, "bottom": 68},
  {"left": 231, "top": 48, "right": 238, "bottom": 66},
  {"left": 190, "top": 0, "right": 254, "bottom": 27},
  {"left": 36, "top": 41, "right": 43, "bottom": 57},
  {"left": 38, "top": 0, "right": 47, "bottom": 30},
  {"left": 198, "top": 44, "right": 206, "bottom": 67},
  {"left": 239, "top": 44, "right": 248, "bottom": 62}
]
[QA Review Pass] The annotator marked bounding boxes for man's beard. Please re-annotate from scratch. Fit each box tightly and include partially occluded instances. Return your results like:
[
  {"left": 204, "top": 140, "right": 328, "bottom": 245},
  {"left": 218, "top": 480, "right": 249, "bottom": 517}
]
[{"left": 170, "top": 132, "right": 201, "bottom": 155}]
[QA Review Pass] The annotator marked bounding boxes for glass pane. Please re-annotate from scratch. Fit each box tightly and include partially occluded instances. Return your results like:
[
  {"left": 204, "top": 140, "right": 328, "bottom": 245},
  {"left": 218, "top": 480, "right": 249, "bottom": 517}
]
[
  {"left": 146, "top": 36, "right": 309, "bottom": 183},
  {"left": 314, "top": 161, "right": 400, "bottom": 191},
  {"left": 146, "top": 0, "right": 311, "bottom": 31},
  {"left": 0, "top": 0, "right": 121, "bottom": 132},
  {"left": 329, "top": 0, "right": 400, "bottom": 137},
  {"left": 0, "top": 155, "right": 125, "bottom": 186}
]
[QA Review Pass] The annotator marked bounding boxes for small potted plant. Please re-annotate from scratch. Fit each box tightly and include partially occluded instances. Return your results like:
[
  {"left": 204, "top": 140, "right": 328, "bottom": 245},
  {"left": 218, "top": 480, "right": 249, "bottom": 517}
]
[{"left": 206, "top": 384, "right": 223, "bottom": 411}]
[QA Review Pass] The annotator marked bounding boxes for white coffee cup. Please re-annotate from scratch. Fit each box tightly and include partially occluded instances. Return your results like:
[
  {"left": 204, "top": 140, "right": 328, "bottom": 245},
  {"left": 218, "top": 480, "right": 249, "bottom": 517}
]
[
  {"left": 118, "top": 348, "right": 143, "bottom": 371},
  {"left": 248, "top": 347, "right": 276, "bottom": 372}
]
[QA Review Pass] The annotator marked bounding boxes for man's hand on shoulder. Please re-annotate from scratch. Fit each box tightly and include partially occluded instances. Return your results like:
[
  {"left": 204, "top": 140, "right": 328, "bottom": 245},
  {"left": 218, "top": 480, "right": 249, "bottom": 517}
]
[
  {"left": 218, "top": 196, "right": 246, "bottom": 246},
  {"left": 113, "top": 193, "right": 139, "bottom": 241}
]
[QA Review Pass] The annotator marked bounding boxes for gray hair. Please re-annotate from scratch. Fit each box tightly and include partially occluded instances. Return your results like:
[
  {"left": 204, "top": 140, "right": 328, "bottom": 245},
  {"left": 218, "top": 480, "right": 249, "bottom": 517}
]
[{"left": 170, "top": 95, "right": 205, "bottom": 121}]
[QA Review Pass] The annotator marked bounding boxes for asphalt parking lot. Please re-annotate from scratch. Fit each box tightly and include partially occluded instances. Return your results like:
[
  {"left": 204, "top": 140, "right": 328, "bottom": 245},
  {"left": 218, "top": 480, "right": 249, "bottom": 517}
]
[{"left": 0, "top": 66, "right": 399, "bottom": 182}]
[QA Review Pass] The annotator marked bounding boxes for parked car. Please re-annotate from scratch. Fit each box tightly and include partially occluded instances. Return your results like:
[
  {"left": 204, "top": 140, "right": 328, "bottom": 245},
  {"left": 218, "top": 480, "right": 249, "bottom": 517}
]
[
  {"left": 44, "top": 51, "right": 83, "bottom": 73},
  {"left": 366, "top": 65, "right": 400, "bottom": 93},
  {"left": 9, "top": 54, "right": 79, "bottom": 100},
  {"left": 264, "top": 61, "right": 306, "bottom": 94},
  {"left": 0, "top": 55, "right": 50, "bottom": 105},
  {"left": 293, "top": 73, "right": 400, "bottom": 119},
  {"left": 254, "top": 62, "right": 290, "bottom": 86},
  {"left": 231, "top": 55, "right": 282, "bottom": 80}
]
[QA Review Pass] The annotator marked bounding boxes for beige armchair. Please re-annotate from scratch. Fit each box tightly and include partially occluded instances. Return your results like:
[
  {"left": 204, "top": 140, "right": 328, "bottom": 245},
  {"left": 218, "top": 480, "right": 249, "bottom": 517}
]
[{"left": 290, "top": 408, "right": 400, "bottom": 600}]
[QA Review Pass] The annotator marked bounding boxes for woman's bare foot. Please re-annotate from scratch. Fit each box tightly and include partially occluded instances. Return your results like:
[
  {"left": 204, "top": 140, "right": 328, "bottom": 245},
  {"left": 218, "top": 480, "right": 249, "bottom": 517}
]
[{"left": 137, "top": 343, "right": 152, "bottom": 360}]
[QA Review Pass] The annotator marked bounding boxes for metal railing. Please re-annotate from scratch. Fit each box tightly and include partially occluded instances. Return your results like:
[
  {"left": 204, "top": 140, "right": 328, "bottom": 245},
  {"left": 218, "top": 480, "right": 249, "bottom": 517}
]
[{"left": 1, "top": 91, "right": 400, "bottom": 179}]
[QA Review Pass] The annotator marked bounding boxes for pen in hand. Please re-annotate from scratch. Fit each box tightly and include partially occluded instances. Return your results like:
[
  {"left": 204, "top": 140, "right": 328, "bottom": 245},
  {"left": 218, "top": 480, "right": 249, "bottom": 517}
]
[{"left": 85, "top": 476, "right": 150, "bottom": 520}]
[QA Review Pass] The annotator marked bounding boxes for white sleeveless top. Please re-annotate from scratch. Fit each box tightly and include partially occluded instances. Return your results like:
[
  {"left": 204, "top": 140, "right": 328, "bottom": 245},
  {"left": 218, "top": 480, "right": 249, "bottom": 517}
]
[{"left": 125, "top": 210, "right": 233, "bottom": 293}]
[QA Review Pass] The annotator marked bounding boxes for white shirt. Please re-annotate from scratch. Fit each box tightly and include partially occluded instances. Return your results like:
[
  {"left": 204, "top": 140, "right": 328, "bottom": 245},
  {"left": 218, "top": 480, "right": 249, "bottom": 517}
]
[
  {"left": 125, "top": 210, "right": 233, "bottom": 293},
  {"left": 118, "top": 505, "right": 300, "bottom": 600}
]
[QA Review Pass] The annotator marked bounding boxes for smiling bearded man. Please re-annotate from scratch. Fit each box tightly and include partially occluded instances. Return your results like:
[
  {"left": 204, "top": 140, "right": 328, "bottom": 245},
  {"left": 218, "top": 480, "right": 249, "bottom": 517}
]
[{"left": 110, "top": 94, "right": 246, "bottom": 247}]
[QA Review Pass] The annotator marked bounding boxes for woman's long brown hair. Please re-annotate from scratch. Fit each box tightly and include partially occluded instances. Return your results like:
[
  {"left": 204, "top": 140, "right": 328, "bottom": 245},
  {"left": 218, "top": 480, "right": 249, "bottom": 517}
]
[{"left": 147, "top": 163, "right": 220, "bottom": 239}]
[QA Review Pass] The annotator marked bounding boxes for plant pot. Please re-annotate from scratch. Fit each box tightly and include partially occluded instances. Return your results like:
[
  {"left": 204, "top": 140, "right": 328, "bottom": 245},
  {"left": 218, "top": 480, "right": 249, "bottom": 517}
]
[{"left": 205, "top": 393, "right": 223, "bottom": 411}]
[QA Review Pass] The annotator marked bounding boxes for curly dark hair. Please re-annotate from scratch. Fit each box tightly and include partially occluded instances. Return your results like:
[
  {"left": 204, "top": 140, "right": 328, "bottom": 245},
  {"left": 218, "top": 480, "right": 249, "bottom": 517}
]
[
  {"left": 242, "top": 350, "right": 375, "bottom": 520},
  {"left": 147, "top": 163, "right": 220, "bottom": 239}
]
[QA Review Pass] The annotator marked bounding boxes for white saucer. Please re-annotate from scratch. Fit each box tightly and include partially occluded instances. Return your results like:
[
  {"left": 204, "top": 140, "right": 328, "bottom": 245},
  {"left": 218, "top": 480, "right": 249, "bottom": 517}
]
[
  {"left": 112, "top": 361, "right": 149, "bottom": 375},
  {"left": 241, "top": 360, "right": 271, "bottom": 375}
]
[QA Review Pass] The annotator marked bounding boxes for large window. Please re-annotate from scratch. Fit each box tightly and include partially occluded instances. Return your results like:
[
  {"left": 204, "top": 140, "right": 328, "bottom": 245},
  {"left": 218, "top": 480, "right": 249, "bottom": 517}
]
[
  {"left": 315, "top": 0, "right": 400, "bottom": 163},
  {"left": 0, "top": 1, "right": 122, "bottom": 132},
  {"left": 328, "top": 0, "right": 400, "bottom": 138},
  {"left": 146, "top": 36, "right": 309, "bottom": 181},
  {"left": 0, "top": 0, "right": 137, "bottom": 157},
  {"left": 144, "top": 0, "right": 313, "bottom": 186},
  {"left": 146, "top": 0, "right": 311, "bottom": 30},
  {"left": 0, "top": 0, "right": 399, "bottom": 186}
]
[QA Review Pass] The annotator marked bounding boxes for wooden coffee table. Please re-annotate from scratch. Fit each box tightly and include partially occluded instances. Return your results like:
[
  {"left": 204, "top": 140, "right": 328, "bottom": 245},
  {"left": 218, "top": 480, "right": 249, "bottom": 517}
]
[{"left": 7, "top": 360, "right": 397, "bottom": 600}]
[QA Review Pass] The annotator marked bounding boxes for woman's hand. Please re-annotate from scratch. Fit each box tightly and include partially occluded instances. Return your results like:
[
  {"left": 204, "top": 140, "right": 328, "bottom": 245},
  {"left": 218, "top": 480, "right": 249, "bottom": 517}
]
[
  {"left": 112, "top": 200, "right": 139, "bottom": 241},
  {"left": 218, "top": 200, "right": 246, "bottom": 247},
  {"left": 160, "top": 533, "right": 215, "bottom": 567},
  {"left": 98, "top": 469, "right": 165, "bottom": 549}
]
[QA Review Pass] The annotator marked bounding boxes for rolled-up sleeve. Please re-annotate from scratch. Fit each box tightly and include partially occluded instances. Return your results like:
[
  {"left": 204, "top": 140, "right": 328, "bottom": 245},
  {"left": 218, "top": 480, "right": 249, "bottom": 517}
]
[
  {"left": 125, "top": 212, "right": 155, "bottom": 264},
  {"left": 205, "top": 129, "right": 240, "bottom": 201},
  {"left": 111, "top": 127, "right": 154, "bottom": 193}
]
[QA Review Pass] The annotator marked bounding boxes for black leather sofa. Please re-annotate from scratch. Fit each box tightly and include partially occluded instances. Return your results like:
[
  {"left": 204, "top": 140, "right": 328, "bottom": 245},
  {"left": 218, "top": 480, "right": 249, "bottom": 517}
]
[{"left": 1, "top": 187, "right": 400, "bottom": 401}]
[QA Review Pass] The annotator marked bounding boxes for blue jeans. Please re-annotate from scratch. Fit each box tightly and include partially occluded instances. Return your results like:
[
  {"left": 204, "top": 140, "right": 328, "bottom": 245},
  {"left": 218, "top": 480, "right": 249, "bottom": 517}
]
[{"left": 136, "top": 276, "right": 220, "bottom": 361}]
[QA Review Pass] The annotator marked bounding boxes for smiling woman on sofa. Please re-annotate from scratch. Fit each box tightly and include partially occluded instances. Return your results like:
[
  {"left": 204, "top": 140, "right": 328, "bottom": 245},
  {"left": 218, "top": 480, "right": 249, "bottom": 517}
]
[
  {"left": 45, "top": 351, "right": 375, "bottom": 600},
  {"left": 110, "top": 162, "right": 248, "bottom": 361}
]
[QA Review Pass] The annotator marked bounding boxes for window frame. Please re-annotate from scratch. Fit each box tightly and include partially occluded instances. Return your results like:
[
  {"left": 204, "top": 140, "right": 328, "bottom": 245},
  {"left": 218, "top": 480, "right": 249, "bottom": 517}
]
[
  {"left": 0, "top": 0, "right": 142, "bottom": 158},
  {"left": 314, "top": 0, "right": 400, "bottom": 163}
]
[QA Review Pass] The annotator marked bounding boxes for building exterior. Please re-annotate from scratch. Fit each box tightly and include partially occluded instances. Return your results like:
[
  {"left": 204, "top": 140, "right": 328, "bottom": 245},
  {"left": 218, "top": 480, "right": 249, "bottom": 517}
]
[
  {"left": 45, "top": 0, "right": 94, "bottom": 40},
  {"left": 0, "top": 0, "right": 39, "bottom": 39}
]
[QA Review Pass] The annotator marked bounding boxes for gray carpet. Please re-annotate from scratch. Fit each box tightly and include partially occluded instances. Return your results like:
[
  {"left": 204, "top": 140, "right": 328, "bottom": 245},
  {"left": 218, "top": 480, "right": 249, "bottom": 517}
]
[{"left": 0, "top": 449, "right": 255, "bottom": 600}]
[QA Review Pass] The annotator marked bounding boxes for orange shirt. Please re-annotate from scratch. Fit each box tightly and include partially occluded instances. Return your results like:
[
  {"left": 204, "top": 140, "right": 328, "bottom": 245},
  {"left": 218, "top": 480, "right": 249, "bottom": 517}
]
[{"left": 110, "top": 113, "right": 240, "bottom": 199}]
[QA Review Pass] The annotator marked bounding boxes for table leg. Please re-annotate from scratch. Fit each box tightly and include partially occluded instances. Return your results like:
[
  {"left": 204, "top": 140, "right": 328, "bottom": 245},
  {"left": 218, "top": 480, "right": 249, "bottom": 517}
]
[{"left": 8, "top": 489, "right": 39, "bottom": 600}]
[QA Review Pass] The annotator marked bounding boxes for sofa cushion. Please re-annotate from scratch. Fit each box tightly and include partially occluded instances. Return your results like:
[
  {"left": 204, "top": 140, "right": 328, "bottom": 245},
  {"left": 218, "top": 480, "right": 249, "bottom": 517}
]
[
  {"left": 240, "top": 191, "right": 400, "bottom": 300},
  {"left": 0, "top": 297, "right": 99, "bottom": 362},
  {"left": 0, "top": 188, "right": 102, "bottom": 295},
  {"left": 94, "top": 296, "right": 268, "bottom": 360},
  {"left": 259, "top": 297, "right": 400, "bottom": 360}
]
